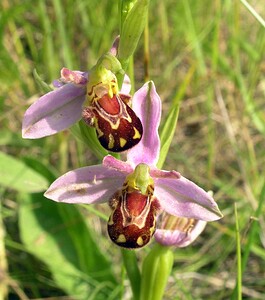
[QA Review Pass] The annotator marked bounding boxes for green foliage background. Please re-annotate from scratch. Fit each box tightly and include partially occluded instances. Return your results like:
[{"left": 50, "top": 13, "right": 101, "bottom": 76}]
[{"left": 1, "top": 0, "right": 265, "bottom": 299}]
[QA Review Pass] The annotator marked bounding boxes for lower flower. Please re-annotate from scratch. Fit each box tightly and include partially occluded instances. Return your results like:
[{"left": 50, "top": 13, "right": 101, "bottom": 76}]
[{"left": 44, "top": 156, "right": 222, "bottom": 249}]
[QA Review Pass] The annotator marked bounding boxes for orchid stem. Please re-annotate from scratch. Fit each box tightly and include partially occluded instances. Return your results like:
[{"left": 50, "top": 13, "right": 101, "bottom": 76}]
[
  {"left": 121, "top": 249, "right": 141, "bottom": 300},
  {"left": 140, "top": 244, "right": 174, "bottom": 300}
]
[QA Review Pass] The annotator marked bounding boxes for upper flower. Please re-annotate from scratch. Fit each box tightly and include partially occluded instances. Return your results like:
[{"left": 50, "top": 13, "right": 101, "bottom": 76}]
[
  {"left": 82, "top": 65, "right": 143, "bottom": 152},
  {"left": 44, "top": 81, "right": 223, "bottom": 249},
  {"left": 22, "top": 67, "right": 131, "bottom": 141},
  {"left": 22, "top": 37, "right": 142, "bottom": 152}
]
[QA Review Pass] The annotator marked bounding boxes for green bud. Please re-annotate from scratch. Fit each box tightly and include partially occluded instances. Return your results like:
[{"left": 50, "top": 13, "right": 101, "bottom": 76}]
[
  {"left": 88, "top": 52, "right": 125, "bottom": 91},
  {"left": 118, "top": 0, "right": 150, "bottom": 65},
  {"left": 140, "top": 244, "right": 174, "bottom": 300},
  {"left": 119, "top": 0, "right": 138, "bottom": 28},
  {"left": 97, "top": 52, "right": 124, "bottom": 76}
]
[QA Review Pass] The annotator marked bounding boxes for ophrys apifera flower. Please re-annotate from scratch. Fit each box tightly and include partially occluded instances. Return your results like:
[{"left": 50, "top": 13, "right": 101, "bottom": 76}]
[{"left": 44, "top": 81, "right": 222, "bottom": 248}]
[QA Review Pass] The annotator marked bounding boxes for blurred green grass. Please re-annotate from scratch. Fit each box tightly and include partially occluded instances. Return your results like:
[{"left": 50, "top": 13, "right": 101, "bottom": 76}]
[{"left": 1, "top": 0, "right": 265, "bottom": 299}]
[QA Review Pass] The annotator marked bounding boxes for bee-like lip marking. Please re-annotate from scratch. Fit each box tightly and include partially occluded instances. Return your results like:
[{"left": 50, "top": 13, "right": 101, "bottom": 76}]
[{"left": 107, "top": 182, "right": 160, "bottom": 248}]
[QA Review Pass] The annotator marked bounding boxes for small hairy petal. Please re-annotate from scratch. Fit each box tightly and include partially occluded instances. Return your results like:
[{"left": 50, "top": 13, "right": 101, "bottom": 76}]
[
  {"left": 53, "top": 70, "right": 88, "bottom": 87},
  {"left": 155, "top": 220, "right": 206, "bottom": 247},
  {"left": 110, "top": 36, "right": 120, "bottom": 56},
  {"left": 154, "top": 176, "right": 223, "bottom": 221},
  {"left": 22, "top": 84, "right": 86, "bottom": 138},
  {"left": 60, "top": 68, "right": 88, "bottom": 85},
  {"left": 127, "top": 81, "right": 161, "bottom": 167},
  {"left": 44, "top": 165, "right": 126, "bottom": 204},
  {"left": 103, "top": 155, "right": 133, "bottom": 174}
]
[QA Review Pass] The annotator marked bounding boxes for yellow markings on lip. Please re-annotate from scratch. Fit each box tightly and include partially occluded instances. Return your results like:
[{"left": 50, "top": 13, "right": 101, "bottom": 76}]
[
  {"left": 97, "top": 127, "right": 104, "bottom": 138},
  {"left": 108, "top": 213, "right": 114, "bottom": 225},
  {"left": 108, "top": 134, "right": 115, "bottom": 149},
  {"left": 108, "top": 120, "right": 121, "bottom": 130},
  {"left": 116, "top": 234, "right": 126, "bottom": 243},
  {"left": 149, "top": 223, "right": 156, "bottom": 235},
  {"left": 136, "top": 236, "right": 144, "bottom": 246},
  {"left": 95, "top": 118, "right": 104, "bottom": 137},
  {"left": 133, "top": 127, "right": 141, "bottom": 139},
  {"left": 120, "top": 138, "right": 127, "bottom": 148}
]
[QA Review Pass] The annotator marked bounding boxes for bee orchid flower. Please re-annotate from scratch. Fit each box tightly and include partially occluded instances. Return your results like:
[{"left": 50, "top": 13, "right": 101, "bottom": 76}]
[
  {"left": 44, "top": 81, "right": 223, "bottom": 249},
  {"left": 22, "top": 67, "right": 131, "bottom": 141}
]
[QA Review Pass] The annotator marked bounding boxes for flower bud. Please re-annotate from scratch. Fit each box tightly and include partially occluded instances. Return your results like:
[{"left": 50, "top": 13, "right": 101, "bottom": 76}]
[{"left": 118, "top": 0, "right": 150, "bottom": 65}]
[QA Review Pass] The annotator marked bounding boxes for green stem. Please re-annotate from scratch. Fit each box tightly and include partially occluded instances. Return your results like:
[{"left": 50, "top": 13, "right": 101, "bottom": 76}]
[
  {"left": 118, "top": 0, "right": 150, "bottom": 67},
  {"left": 121, "top": 249, "right": 141, "bottom": 300},
  {"left": 140, "top": 244, "right": 174, "bottom": 300}
]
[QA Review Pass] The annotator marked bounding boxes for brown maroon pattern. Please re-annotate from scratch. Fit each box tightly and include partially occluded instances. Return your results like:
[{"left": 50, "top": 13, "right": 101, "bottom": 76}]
[
  {"left": 82, "top": 94, "right": 143, "bottom": 152},
  {"left": 107, "top": 188, "right": 160, "bottom": 248}
]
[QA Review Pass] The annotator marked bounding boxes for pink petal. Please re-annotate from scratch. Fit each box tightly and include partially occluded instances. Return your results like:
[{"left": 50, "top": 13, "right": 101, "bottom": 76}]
[
  {"left": 22, "top": 84, "right": 86, "bottom": 138},
  {"left": 44, "top": 165, "right": 126, "bottom": 204},
  {"left": 155, "top": 219, "right": 207, "bottom": 247},
  {"left": 127, "top": 81, "right": 161, "bottom": 167},
  {"left": 120, "top": 74, "right": 131, "bottom": 94},
  {"left": 154, "top": 176, "right": 223, "bottom": 221},
  {"left": 150, "top": 168, "right": 181, "bottom": 179},
  {"left": 103, "top": 155, "right": 133, "bottom": 174}
]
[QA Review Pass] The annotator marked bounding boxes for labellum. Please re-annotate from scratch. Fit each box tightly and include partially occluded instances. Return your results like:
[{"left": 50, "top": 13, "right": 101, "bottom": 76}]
[
  {"left": 107, "top": 184, "right": 160, "bottom": 249},
  {"left": 82, "top": 68, "right": 143, "bottom": 152},
  {"left": 82, "top": 92, "right": 143, "bottom": 152}
]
